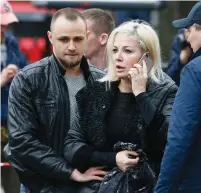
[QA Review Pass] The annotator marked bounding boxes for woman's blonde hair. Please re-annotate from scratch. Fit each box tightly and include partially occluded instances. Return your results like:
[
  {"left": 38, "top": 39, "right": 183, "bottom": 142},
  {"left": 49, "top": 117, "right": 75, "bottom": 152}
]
[{"left": 101, "top": 20, "right": 164, "bottom": 85}]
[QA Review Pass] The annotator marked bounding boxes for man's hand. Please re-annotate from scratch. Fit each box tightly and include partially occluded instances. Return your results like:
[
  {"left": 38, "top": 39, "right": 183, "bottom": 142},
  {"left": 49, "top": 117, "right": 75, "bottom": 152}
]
[
  {"left": 70, "top": 166, "right": 107, "bottom": 182},
  {"left": 1, "top": 64, "right": 18, "bottom": 87},
  {"left": 180, "top": 46, "right": 191, "bottom": 65}
]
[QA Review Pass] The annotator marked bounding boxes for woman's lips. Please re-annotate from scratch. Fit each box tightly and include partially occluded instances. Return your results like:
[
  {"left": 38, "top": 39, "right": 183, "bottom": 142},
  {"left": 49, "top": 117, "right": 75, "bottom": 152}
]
[
  {"left": 116, "top": 64, "right": 126, "bottom": 72},
  {"left": 116, "top": 64, "right": 125, "bottom": 69}
]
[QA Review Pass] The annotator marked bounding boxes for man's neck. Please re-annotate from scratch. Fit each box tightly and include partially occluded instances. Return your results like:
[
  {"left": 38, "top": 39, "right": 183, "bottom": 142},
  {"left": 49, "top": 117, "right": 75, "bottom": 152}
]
[
  {"left": 88, "top": 48, "right": 106, "bottom": 69},
  {"left": 65, "top": 65, "right": 82, "bottom": 76}
]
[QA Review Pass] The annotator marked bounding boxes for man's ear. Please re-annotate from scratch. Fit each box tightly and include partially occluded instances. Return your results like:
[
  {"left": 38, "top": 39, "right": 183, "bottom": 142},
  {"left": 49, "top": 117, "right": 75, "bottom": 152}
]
[
  {"left": 100, "top": 33, "right": 108, "bottom": 46},
  {"left": 47, "top": 31, "right": 53, "bottom": 44}
]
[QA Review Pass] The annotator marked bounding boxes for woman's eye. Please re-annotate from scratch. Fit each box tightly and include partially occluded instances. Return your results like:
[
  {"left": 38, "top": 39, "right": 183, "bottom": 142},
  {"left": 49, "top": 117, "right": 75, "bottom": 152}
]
[
  {"left": 112, "top": 48, "right": 118, "bottom": 53},
  {"left": 125, "top": 49, "right": 132, "bottom": 53}
]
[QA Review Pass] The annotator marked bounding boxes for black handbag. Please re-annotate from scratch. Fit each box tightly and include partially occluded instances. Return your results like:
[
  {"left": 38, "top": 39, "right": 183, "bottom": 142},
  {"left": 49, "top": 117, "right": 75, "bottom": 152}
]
[{"left": 97, "top": 142, "right": 156, "bottom": 193}]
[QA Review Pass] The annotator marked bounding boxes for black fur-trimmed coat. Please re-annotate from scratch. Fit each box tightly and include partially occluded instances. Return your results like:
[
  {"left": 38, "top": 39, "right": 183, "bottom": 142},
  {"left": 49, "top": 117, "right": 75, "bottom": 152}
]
[{"left": 64, "top": 73, "right": 178, "bottom": 192}]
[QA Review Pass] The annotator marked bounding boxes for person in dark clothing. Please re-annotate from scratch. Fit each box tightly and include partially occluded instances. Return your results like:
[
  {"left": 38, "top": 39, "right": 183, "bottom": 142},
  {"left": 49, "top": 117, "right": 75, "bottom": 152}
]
[
  {"left": 1, "top": 1, "right": 27, "bottom": 193},
  {"left": 166, "top": 28, "right": 193, "bottom": 86},
  {"left": 154, "top": 2, "right": 201, "bottom": 193},
  {"left": 64, "top": 20, "right": 178, "bottom": 193},
  {"left": 4, "top": 8, "right": 106, "bottom": 193},
  {"left": 1, "top": 0, "right": 27, "bottom": 142},
  {"left": 1, "top": 33, "right": 27, "bottom": 130}
]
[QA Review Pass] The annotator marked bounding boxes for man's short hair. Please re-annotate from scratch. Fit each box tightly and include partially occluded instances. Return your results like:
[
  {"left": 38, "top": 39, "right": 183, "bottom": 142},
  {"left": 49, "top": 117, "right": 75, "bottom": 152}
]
[
  {"left": 82, "top": 8, "right": 115, "bottom": 35},
  {"left": 194, "top": 23, "right": 201, "bottom": 31},
  {"left": 50, "top": 8, "right": 86, "bottom": 31}
]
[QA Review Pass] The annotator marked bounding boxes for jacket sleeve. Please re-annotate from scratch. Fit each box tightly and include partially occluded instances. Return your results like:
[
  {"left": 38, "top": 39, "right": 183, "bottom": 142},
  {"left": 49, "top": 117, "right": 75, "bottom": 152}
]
[
  {"left": 143, "top": 83, "right": 178, "bottom": 152},
  {"left": 18, "top": 52, "right": 27, "bottom": 69},
  {"left": 154, "top": 63, "right": 201, "bottom": 193},
  {"left": 64, "top": 112, "right": 116, "bottom": 172},
  {"left": 155, "top": 83, "right": 178, "bottom": 149},
  {"left": 7, "top": 35, "right": 27, "bottom": 68},
  {"left": 7, "top": 71, "right": 73, "bottom": 181},
  {"left": 15, "top": 40, "right": 27, "bottom": 69}
]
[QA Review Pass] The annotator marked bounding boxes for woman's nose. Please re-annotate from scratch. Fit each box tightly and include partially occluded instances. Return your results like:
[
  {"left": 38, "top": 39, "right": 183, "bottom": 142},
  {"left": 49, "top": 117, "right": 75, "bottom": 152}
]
[
  {"left": 116, "top": 57, "right": 123, "bottom": 62},
  {"left": 115, "top": 51, "right": 123, "bottom": 62}
]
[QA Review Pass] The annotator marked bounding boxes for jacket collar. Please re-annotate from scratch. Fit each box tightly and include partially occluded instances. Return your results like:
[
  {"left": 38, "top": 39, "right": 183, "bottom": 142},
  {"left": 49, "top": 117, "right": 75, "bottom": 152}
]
[
  {"left": 50, "top": 54, "right": 91, "bottom": 81},
  {"left": 191, "top": 47, "right": 201, "bottom": 61},
  {"left": 190, "top": 47, "right": 201, "bottom": 61}
]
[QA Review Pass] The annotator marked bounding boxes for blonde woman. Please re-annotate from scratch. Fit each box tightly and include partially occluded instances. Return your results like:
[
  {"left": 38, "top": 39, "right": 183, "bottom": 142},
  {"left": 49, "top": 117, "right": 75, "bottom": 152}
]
[{"left": 64, "top": 20, "right": 178, "bottom": 193}]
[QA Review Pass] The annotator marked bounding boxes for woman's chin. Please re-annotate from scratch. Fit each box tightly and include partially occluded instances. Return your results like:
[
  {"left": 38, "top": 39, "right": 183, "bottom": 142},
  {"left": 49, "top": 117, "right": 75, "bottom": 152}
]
[{"left": 116, "top": 72, "right": 129, "bottom": 79}]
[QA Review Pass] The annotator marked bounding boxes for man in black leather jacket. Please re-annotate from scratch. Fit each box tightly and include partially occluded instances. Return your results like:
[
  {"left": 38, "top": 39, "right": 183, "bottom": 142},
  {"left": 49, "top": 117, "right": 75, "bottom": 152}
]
[{"left": 4, "top": 8, "right": 106, "bottom": 193}]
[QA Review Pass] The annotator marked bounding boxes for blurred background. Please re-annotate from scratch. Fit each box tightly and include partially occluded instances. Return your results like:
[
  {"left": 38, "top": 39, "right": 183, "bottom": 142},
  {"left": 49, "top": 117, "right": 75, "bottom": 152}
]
[
  {"left": 5, "top": 1, "right": 197, "bottom": 67},
  {"left": 1, "top": 1, "right": 198, "bottom": 193}
]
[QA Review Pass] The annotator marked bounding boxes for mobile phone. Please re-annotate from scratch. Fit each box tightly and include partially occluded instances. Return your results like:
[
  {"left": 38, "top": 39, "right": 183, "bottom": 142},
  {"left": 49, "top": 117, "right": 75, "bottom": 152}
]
[{"left": 138, "top": 53, "right": 153, "bottom": 72}]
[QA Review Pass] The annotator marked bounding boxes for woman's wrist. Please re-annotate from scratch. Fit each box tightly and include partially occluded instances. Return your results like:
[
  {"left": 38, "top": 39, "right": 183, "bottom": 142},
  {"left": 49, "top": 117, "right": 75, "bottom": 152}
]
[{"left": 133, "top": 90, "right": 146, "bottom": 96}]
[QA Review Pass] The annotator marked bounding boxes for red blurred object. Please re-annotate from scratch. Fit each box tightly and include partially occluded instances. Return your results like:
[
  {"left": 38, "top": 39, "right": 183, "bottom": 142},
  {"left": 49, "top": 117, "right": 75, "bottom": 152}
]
[
  {"left": 0, "top": 162, "right": 10, "bottom": 167},
  {"left": 9, "top": 1, "right": 81, "bottom": 62},
  {"left": 19, "top": 37, "right": 52, "bottom": 63},
  {"left": 10, "top": 1, "right": 55, "bottom": 62}
]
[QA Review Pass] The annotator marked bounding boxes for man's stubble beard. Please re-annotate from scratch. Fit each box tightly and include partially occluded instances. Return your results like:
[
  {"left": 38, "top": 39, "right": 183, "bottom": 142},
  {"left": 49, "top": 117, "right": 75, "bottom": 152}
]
[{"left": 59, "top": 58, "right": 81, "bottom": 69}]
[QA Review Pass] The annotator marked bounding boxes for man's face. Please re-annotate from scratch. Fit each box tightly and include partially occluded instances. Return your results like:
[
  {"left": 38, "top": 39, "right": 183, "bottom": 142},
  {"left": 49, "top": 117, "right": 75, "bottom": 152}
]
[
  {"left": 48, "top": 16, "right": 87, "bottom": 68},
  {"left": 186, "top": 25, "right": 201, "bottom": 53},
  {"left": 85, "top": 19, "right": 102, "bottom": 60}
]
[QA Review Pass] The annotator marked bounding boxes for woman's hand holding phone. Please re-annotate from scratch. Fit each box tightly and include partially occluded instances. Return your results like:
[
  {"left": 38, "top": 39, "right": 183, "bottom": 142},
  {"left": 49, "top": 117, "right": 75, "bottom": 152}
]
[{"left": 128, "top": 60, "right": 148, "bottom": 96}]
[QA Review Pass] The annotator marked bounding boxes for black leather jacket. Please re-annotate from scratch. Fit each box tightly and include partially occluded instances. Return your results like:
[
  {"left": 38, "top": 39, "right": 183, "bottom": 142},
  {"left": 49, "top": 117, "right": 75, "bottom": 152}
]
[{"left": 4, "top": 55, "right": 105, "bottom": 192}]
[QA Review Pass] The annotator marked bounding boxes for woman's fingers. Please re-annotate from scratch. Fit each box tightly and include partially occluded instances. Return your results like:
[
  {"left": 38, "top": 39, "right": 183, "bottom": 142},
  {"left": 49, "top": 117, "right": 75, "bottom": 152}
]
[
  {"left": 127, "top": 157, "right": 139, "bottom": 166},
  {"left": 128, "top": 151, "right": 139, "bottom": 157},
  {"left": 133, "top": 61, "right": 148, "bottom": 76},
  {"left": 125, "top": 151, "right": 140, "bottom": 167},
  {"left": 133, "top": 63, "right": 143, "bottom": 74},
  {"left": 128, "top": 68, "right": 138, "bottom": 77},
  {"left": 142, "top": 60, "right": 148, "bottom": 76}
]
